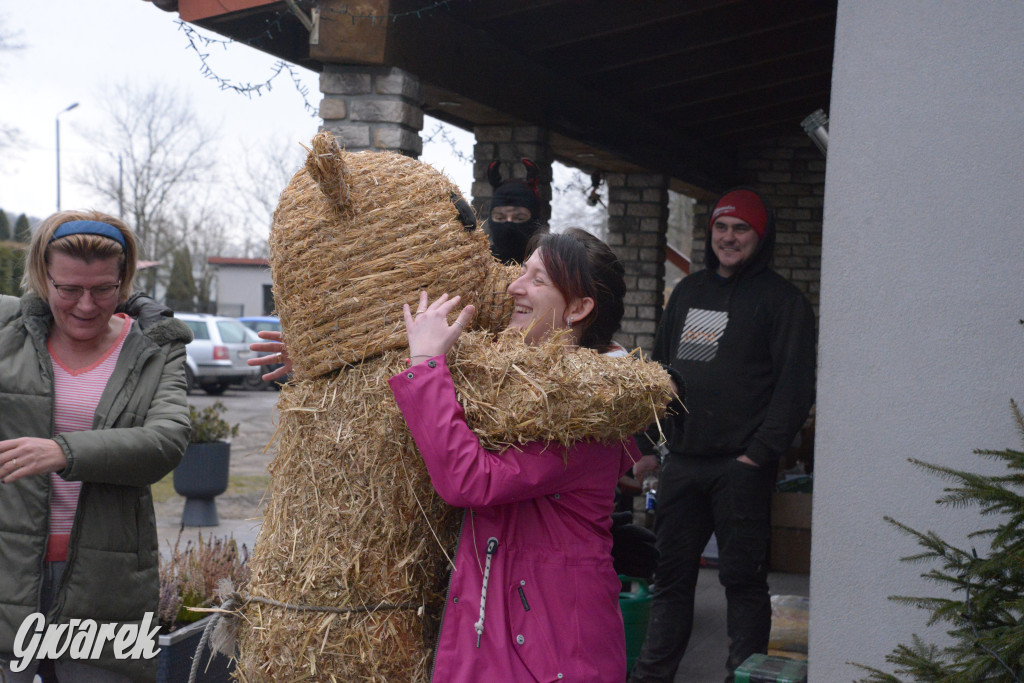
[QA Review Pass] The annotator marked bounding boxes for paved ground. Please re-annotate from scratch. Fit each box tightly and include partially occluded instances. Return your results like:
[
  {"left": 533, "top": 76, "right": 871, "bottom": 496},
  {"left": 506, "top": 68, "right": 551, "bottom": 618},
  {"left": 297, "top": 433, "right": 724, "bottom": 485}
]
[
  {"left": 157, "top": 387, "right": 809, "bottom": 683},
  {"left": 155, "top": 386, "right": 278, "bottom": 554},
  {"left": 674, "top": 569, "right": 809, "bottom": 682}
]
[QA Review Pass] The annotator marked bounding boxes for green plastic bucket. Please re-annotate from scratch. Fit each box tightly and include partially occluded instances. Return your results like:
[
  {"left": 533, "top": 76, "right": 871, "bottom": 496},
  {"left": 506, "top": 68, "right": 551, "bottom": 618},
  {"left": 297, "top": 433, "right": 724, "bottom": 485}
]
[{"left": 619, "top": 576, "right": 652, "bottom": 673}]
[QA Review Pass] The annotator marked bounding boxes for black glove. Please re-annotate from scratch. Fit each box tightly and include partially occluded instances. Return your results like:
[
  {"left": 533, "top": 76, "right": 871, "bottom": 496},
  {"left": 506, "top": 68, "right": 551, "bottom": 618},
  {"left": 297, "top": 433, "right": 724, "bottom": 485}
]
[
  {"left": 117, "top": 292, "right": 173, "bottom": 329},
  {"left": 611, "top": 516, "right": 660, "bottom": 581}
]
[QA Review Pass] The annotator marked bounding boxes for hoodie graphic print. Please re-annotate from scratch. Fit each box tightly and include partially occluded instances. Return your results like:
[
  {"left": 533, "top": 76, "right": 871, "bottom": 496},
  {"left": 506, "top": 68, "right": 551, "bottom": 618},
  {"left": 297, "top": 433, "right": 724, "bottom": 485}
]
[{"left": 676, "top": 308, "right": 729, "bottom": 362}]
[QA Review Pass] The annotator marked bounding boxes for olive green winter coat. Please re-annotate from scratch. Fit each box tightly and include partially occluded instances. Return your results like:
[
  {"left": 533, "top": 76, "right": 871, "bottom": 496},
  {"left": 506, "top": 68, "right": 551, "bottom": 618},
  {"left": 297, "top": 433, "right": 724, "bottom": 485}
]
[{"left": 0, "top": 294, "right": 191, "bottom": 681}]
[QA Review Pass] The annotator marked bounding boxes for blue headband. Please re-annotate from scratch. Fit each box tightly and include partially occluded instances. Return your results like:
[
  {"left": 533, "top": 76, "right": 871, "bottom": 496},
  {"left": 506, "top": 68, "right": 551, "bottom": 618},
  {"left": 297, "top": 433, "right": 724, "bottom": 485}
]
[{"left": 49, "top": 221, "right": 127, "bottom": 250}]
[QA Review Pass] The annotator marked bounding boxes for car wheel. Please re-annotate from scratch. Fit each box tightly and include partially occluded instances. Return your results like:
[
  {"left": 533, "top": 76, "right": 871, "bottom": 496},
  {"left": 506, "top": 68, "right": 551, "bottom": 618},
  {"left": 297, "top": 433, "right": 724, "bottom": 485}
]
[
  {"left": 184, "top": 367, "right": 195, "bottom": 394},
  {"left": 243, "top": 373, "right": 266, "bottom": 391},
  {"left": 203, "top": 383, "right": 228, "bottom": 396}
]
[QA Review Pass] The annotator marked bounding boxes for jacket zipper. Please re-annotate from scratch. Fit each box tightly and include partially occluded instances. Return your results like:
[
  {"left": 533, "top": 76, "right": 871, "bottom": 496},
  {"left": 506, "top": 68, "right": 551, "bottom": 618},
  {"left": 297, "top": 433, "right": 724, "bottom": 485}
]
[
  {"left": 37, "top": 318, "right": 155, "bottom": 622},
  {"left": 473, "top": 537, "right": 499, "bottom": 648},
  {"left": 41, "top": 341, "right": 56, "bottom": 622}
]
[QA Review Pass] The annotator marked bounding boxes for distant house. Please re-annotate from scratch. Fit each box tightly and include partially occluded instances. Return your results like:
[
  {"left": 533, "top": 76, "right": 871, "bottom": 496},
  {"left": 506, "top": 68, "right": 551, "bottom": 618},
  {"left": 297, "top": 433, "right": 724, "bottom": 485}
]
[{"left": 209, "top": 257, "right": 273, "bottom": 317}]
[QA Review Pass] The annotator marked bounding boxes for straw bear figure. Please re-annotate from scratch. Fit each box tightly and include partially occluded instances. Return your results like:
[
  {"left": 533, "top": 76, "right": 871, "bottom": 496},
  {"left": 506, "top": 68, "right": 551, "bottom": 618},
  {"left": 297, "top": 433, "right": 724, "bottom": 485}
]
[
  {"left": 233, "top": 131, "right": 671, "bottom": 680},
  {"left": 233, "top": 131, "right": 519, "bottom": 681}
]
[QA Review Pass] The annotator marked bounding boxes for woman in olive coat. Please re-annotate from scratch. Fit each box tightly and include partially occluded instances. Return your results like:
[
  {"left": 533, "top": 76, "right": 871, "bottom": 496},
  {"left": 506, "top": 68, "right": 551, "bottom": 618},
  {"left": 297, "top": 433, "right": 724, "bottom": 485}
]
[{"left": 0, "top": 210, "right": 191, "bottom": 682}]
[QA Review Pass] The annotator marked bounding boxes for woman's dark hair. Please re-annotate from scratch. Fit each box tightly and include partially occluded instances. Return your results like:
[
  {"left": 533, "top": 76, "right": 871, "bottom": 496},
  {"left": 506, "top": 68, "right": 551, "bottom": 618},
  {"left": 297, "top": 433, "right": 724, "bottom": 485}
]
[{"left": 526, "top": 228, "right": 626, "bottom": 353}]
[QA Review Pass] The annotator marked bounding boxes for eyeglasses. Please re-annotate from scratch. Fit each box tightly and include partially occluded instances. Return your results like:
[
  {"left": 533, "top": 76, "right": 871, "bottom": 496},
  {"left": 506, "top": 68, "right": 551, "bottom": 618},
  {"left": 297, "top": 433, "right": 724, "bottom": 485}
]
[{"left": 47, "top": 274, "right": 122, "bottom": 302}]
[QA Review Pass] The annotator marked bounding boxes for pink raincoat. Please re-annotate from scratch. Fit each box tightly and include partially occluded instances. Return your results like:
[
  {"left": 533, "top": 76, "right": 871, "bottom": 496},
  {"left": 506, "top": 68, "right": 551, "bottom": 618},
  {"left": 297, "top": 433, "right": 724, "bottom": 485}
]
[{"left": 389, "top": 356, "right": 638, "bottom": 683}]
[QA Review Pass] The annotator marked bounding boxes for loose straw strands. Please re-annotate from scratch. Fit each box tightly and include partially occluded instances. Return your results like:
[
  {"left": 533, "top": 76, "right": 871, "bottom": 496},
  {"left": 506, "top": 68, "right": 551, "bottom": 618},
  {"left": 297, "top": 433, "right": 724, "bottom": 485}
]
[{"left": 450, "top": 329, "right": 676, "bottom": 451}]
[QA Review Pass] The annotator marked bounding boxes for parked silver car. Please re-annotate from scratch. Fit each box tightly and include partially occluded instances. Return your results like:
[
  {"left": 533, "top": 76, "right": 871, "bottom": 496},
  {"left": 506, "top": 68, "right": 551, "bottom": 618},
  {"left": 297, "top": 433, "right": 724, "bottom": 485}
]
[{"left": 177, "top": 313, "right": 258, "bottom": 395}]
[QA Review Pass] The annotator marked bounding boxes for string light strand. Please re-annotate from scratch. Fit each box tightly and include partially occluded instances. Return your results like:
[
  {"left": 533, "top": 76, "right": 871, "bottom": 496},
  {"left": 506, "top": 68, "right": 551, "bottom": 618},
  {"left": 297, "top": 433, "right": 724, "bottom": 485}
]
[
  {"left": 422, "top": 122, "right": 474, "bottom": 165},
  {"left": 177, "top": 20, "right": 318, "bottom": 117}
]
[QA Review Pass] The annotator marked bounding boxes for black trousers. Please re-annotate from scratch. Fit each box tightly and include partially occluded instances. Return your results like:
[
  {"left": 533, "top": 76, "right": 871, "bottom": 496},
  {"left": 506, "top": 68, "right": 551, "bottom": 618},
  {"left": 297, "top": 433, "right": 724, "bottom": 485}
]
[{"left": 629, "top": 454, "right": 776, "bottom": 683}]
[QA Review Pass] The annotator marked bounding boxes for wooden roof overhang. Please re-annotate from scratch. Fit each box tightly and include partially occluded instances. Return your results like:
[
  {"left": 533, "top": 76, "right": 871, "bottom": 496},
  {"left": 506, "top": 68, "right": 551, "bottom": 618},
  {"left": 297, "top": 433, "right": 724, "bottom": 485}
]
[{"left": 147, "top": 0, "right": 836, "bottom": 196}]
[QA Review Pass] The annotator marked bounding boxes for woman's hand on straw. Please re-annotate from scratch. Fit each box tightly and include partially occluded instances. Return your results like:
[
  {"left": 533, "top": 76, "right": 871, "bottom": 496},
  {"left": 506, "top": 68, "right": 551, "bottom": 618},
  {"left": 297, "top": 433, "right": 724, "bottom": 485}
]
[
  {"left": 247, "top": 330, "right": 294, "bottom": 381},
  {"left": 403, "top": 291, "right": 475, "bottom": 361}
]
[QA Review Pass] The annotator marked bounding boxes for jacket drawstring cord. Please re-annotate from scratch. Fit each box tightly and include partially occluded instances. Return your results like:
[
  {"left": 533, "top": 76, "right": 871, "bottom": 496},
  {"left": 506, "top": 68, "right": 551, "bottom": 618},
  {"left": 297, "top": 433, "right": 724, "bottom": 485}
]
[{"left": 474, "top": 537, "right": 499, "bottom": 648}]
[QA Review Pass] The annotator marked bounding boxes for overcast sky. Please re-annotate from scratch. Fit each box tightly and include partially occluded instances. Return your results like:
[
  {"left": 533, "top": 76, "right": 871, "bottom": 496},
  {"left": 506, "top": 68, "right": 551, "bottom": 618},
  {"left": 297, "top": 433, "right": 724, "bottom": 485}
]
[{"left": 0, "top": 0, "right": 475, "bottom": 228}]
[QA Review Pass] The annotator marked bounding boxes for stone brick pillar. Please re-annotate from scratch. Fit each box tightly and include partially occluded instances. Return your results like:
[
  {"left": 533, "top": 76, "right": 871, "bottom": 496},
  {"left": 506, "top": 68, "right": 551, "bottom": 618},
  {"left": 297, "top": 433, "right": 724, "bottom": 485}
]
[
  {"left": 319, "top": 65, "right": 424, "bottom": 157},
  {"left": 471, "top": 125, "right": 553, "bottom": 224},
  {"left": 605, "top": 173, "right": 669, "bottom": 353}
]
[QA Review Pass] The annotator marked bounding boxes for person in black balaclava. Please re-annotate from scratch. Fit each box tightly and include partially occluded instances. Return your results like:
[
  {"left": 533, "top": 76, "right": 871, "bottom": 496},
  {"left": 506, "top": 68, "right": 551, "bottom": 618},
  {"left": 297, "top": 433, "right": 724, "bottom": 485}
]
[{"left": 485, "top": 158, "right": 547, "bottom": 264}]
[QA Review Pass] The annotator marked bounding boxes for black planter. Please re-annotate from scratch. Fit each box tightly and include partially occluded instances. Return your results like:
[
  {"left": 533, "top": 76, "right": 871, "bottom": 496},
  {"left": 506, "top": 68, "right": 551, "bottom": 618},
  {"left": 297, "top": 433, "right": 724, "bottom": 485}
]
[
  {"left": 157, "top": 616, "right": 235, "bottom": 682},
  {"left": 173, "top": 442, "right": 231, "bottom": 526}
]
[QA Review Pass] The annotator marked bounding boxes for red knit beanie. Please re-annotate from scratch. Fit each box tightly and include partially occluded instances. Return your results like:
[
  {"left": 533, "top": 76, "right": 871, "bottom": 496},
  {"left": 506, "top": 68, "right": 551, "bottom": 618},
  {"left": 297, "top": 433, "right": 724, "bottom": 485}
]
[{"left": 710, "top": 189, "right": 768, "bottom": 238}]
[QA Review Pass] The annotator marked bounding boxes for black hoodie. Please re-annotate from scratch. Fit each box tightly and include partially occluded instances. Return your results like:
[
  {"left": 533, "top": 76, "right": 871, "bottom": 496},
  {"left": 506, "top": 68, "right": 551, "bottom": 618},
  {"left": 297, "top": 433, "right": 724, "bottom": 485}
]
[{"left": 652, "top": 188, "right": 816, "bottom": 467}]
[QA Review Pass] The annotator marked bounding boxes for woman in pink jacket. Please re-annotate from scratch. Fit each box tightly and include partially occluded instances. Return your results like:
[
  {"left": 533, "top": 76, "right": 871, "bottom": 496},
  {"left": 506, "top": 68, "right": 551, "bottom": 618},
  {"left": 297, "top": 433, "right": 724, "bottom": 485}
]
[
  {"left": 253, "top": 229, "right": 639, "bottom": 681},
  {"left": 391, "top": 228, "right": 638, "bottom": 682}
]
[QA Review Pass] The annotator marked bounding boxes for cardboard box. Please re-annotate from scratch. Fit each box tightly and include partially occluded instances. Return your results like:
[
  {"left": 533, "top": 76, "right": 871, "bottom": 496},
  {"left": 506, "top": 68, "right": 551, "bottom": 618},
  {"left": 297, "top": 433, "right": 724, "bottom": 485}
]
[{"left": 770, "top": 492, "right": 812, "bottom": 574}]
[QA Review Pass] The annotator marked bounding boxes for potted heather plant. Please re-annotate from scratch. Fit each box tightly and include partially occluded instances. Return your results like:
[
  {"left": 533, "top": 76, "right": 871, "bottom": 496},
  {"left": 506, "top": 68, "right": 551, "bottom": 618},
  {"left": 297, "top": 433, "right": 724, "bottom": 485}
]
[
  {"left": 157, "top": 533, "right": 249, "bottom": 682},
  {"left": 174, "top": 402, "right": 239, "bottom": 526}
]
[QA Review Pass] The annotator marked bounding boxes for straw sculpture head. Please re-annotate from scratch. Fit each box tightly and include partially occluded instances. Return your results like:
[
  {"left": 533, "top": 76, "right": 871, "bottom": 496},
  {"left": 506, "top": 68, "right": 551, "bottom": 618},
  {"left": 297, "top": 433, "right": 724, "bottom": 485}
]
[{"left": 270, "top": 131, "right": 517, "bottom": 379}]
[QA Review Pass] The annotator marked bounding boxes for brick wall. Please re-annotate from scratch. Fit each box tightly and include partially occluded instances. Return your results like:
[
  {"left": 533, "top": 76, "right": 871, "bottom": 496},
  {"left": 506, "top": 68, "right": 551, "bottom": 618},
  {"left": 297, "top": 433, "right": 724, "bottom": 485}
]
[
  {"left": 319, "top": 65, "right": 424, "bottom": 157},
  {"left": 605, "top": 173, "right": 669, "bottom": 352},
  {"left": 691, "top": 135, "right": 824, "bottom": 313}
]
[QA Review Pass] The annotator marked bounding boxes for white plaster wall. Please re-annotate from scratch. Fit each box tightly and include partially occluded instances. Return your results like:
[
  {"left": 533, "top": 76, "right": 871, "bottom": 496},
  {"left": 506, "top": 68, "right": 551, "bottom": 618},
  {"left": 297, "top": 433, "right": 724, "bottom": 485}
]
[
  {"left": 215, "top": 265, "right": 272, "bottom": 317},
  {"left": 811, "top": 2, "right": 1024, "bottom": 679}
]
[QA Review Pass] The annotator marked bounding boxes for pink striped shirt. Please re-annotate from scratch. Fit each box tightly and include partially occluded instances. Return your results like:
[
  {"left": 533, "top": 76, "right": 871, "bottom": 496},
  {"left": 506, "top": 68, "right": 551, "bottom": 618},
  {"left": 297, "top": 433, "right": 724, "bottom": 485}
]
[{"left": 45, "top": 314, "right": 132, "bottom": 561}]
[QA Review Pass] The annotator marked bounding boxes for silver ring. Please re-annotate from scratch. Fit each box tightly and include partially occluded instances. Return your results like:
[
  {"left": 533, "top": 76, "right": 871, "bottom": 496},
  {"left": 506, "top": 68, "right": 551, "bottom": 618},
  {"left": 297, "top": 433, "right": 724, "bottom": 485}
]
[
  {"left": 10, "top": 458, "right": 16, "bottom": 468},
  {"left": 453, "top": 321, "right": 465, "bottom": 328}
]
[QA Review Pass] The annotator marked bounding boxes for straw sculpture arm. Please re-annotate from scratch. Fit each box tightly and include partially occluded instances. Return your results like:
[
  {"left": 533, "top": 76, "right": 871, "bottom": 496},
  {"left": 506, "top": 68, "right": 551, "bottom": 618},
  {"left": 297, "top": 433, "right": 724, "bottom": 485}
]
[
  {"left": 448, "top": 329, "right": 676, "bottom": 451},
  {"left": 389, "top": 358, "right": 636, "bottom": 508}
]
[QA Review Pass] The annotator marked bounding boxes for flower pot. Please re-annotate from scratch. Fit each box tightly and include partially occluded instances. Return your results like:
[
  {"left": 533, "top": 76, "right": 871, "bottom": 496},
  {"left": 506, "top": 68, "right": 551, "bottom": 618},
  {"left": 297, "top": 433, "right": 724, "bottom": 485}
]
[
  {"left": 157, "top": 615, "right": 235, "bottom": 683},
  {"left": 173, "top": 442, "right": 231, "bottom": 526},
  {"left": 619, "top": 576, "right": 653, "bottom": 674}
]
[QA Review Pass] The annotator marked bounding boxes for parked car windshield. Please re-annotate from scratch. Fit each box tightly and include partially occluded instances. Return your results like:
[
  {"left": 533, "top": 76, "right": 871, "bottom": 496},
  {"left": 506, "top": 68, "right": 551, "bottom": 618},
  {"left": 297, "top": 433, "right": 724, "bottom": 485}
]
[
  {"left": 241, "top": 319, "right": 281, "bottom": 334},
  {"left": 184, "top": 321, "right": 211, "bottom": 340},
  {"left": 216, "top": 319, "right": 250, "bottom": 344}
]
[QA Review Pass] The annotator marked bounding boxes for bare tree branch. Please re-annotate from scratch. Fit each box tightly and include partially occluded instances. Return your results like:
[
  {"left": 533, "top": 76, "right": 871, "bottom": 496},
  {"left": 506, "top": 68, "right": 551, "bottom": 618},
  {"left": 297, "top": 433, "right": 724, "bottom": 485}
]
[
  {"left": 75, "top": 81, "right": 219, "bottom": 269},
  {"left": 229, "top": 135, "right": 305, "bottom": 257}
]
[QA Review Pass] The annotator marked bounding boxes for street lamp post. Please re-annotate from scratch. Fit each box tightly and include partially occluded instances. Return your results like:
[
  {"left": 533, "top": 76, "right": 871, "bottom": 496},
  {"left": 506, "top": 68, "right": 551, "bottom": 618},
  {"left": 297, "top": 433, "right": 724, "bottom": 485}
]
[{"left": 56, "top": 102, "right": 80, "bottom": 212}]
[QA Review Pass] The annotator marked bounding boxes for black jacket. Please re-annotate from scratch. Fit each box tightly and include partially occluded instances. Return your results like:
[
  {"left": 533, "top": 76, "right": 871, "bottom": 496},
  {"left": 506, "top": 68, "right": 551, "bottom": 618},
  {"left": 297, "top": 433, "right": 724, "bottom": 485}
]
[{"left": 652, "top": 189, "right": 816, "bottom": 466}]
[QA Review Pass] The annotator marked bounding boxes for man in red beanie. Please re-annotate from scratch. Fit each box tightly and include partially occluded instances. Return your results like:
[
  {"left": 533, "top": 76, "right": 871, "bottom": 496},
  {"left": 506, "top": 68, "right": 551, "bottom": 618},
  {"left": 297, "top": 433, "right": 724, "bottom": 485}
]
[{"left": 629, "top": 187, "right": 816, "bottom": 682}]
